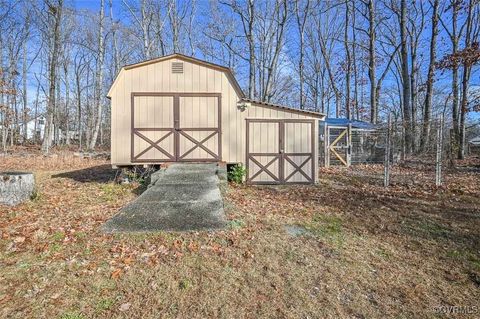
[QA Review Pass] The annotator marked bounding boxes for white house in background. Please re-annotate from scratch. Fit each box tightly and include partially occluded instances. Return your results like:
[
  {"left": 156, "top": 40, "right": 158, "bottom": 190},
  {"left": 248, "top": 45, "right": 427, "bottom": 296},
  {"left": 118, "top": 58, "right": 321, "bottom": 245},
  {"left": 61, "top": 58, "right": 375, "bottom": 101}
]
[{"left": 18, "top": 115, "right": 55, "bottom": 142}]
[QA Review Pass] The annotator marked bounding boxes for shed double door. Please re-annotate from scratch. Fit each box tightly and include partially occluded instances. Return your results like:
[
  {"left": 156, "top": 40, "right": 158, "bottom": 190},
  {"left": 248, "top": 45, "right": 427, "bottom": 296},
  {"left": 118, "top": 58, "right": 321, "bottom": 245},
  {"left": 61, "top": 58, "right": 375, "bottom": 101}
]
[
  {"left": 131, "top": 93, "right": 221, "bottom": 163},
  {"left": 246, "top": 119, "right": 315, "bottom": 184}
]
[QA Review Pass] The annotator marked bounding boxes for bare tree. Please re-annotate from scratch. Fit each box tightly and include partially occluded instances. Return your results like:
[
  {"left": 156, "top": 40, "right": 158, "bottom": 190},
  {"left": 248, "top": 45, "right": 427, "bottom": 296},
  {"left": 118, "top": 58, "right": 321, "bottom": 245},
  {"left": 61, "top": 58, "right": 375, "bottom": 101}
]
[
  {"left": 439, "top": 0, "right": 461, "bottom": 157},
  {"left": 109, "top": 0, "right": 121, "bottom": 75},
  {"left": 21, "top": 9, "right": 31, "bottom": 143},
  {"left": 399, "top": 0, "right": 413, "bottom": 154},
  {"left": 259, "top": 0, "right": 288, "bottom": 102},
  {"left": 458, "top": 0, "right": 479, "bottom": 158},
  {"left": 294, "top": 0, "right": 311, "bottom": 109},
  {"left": 343, "top": 0, "right": 351, "bottom": 119},
  {"left": 88, "top": 0, "right": 106, "bottom": 150},
  {"left": 41, "top": 0, "right": 63, "bottom": 153},
  {"left": 315, "top": 3, "right": 342, "bottom": 117},
  {"left": 351, "top": 0, "right": 359, "bottom": 119},
  {"left": 220, "top": 0, "right": 256, "bottom": 99},
  {"left": 122, "top": 0, "right": 154, "bottom": 59},
  {"left": 407, "top": 1, "right": 426, "bottom": 151},
  {"left": 73, "top": 51, "right": 88, "bottom": 150},
  {"left": 420, "top": 0, "right": 439, "bottom": 151},
  {"left": 367, "top": 0, "right": 376, "bottom": 123}
]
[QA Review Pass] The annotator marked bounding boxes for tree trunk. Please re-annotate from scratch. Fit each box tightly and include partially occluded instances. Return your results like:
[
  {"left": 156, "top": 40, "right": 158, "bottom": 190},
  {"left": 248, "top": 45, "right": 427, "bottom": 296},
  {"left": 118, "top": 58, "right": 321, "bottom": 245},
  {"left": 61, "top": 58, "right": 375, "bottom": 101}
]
[
  {"left": 400, "top": 0, "right": 412, "bottom": 154},
  {"left": 88, "top": 0, "right": 105, "bottom": 151},
  {"left": 262, "top": 0, "right": 288, "bottom": 103},
  {"left": 247, "top": 0, "right": 255, "bottom": 99},
  {"left": 451, "top": 1, "right": 460, "bottom": 158},
  {"left": 109, "top": 0, "right": 120, "bottom": 75},
  {"left": 344, "top": 0, "right": 351, "bottom": 119},
  {"left": 410, "top": 35, "right": 417, "bottom": 152},
  {"left": 41, "top": 0, "right": 63, "bottom": 154},
  {"left": 76, "top": 69, "right": 82, "bottom": 150},
  {"left": 0, "top": 37, "right": 6, "bottom": 153},
  {"left": 141, "top": 0, "right": 151, "bottom": 59},
  {"left": 22, "top": 37, "right": 28, "bottom": 143},
  {"left": 64, "top": 63, "right": 70, "bottom": 145},
  {"left": 352, "top": 0, "right": 359, "bottom": 120},
  {"left": 318, "top": 26, "right": 341, "bottom": 117},
  {"left": 168, "top": 0, "right": 180, "bottom": 53},
  {"left": 420, "top": 0, "right": 438, "bottom": 151},
  {"left": 368, "top": 0, "right": 376, "bottom": 123},
  {"left": 458, "top": 0, "right": 475, "bottom": 159},
  {"left": 54, "top": 75, "right": 60, "bottom": 144},
  {"left": 33, "top": 71, "right": 41, "bottom": 144},
  {"left": 295, "top": 0, "right": 310, "bottom": 110}
]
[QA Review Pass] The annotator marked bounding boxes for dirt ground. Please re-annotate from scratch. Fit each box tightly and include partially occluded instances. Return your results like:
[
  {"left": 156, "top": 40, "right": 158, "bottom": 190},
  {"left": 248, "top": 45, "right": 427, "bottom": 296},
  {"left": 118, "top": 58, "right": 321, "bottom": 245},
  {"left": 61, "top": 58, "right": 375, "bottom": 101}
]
[{"left": 1, "top": 152, "right": 479, "bottom": 319}]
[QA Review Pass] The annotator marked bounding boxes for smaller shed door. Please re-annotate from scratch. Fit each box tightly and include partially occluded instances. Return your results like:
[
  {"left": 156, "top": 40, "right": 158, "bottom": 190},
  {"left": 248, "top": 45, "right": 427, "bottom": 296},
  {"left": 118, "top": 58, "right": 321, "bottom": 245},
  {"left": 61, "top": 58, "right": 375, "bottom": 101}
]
[
  {"left": 246, "top": 120, "right": 282, "bottom": 184},
  {"left": 246, "top": 119, "right": 315, "bottom": 184},
  {"left": 283, "top": 120, "right": 315, "bottom": 183}
]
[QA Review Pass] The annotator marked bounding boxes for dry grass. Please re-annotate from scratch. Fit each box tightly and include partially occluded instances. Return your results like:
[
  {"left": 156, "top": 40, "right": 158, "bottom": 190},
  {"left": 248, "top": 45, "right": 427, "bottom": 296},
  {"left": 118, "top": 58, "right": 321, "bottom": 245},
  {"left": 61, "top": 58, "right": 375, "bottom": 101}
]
[{"left": 1, "top": 154, "right": 479, "bottom": 318}]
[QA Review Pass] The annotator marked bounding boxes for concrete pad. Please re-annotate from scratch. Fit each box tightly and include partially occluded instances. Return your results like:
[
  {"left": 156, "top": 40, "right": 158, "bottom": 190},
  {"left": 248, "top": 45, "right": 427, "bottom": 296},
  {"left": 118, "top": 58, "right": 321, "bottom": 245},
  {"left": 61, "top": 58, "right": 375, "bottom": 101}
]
[
  {"left": 140, "top": 184, "right": 221, "bottom": 203},
  {"left": 103, "top": 163, "right": 226, "bottom": 232},
  {"left": 103, "top": 200, "right": 225, "bottom": 232}
]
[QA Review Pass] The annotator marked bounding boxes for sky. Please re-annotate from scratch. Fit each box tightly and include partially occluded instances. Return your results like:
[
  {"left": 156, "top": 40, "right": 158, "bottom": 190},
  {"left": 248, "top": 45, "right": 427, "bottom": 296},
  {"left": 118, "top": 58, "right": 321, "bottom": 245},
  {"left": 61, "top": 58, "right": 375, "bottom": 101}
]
[{"left": 23, "top": 0, "right": 480, "bottom": 123}]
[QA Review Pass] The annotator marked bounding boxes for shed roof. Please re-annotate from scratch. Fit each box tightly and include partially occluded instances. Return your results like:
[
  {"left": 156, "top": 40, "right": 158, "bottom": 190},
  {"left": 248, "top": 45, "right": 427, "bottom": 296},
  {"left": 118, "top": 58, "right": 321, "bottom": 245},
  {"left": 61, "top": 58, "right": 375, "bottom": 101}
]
[
  {"left": 107, "top": 54, "right": 325, "bottom": 119},
  {"left": 325, "top": 118, "right": 377, "bottom": 130},
  {"left": 241, "top": 98, "right": 325, "bottom": 118},
  {"left": 107, "top": 53, "right": 244, "bottom": 98}
]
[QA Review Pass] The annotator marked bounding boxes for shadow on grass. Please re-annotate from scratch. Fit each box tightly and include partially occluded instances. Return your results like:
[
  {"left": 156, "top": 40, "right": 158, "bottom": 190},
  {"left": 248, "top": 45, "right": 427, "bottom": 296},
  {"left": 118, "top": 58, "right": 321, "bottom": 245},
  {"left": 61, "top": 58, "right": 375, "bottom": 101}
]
[
  {"left": 53, "top": 165, "right": 149, "bottom": 196},
  {"left": 52, "top": 164, "right": 117, "bottom": 183}
]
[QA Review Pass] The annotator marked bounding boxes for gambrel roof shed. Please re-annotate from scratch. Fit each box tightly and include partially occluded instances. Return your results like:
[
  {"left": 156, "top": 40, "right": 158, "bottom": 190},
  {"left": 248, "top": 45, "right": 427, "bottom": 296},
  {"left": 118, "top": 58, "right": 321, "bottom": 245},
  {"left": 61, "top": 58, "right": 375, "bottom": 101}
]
[{"left": 108, "top": 54, "right": 325, "bottom": 184}]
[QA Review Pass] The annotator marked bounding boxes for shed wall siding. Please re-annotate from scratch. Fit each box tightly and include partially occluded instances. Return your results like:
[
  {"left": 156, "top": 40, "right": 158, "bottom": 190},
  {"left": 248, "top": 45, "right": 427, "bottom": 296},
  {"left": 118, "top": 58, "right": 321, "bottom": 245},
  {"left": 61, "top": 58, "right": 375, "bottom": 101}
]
[{"left": 110, "top": 57, "right": 319, "bottom": 182}]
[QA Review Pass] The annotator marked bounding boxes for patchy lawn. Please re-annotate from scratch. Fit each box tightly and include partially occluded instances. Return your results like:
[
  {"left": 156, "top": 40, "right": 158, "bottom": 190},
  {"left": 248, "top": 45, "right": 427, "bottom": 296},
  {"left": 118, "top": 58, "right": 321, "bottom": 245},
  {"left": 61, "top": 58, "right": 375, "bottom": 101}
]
[{"left": 1, "top": 154, "right": 479, "bottom": 318}]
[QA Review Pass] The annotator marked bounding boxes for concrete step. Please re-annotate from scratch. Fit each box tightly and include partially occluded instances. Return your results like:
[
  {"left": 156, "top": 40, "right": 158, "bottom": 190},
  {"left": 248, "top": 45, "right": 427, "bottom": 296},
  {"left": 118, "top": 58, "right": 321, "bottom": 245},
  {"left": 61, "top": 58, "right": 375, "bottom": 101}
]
[
  {"left": 165, "top": 163, "right": 219, "bottom": 174},
  {"left": 158, "top": 172, "right": 219, "bottom": 185},
  {"left": 142, "top": 184, "right": 220, "bottom": 202},
  {"left": 104, "top": 200, "right": 225, "bottom": 232}
]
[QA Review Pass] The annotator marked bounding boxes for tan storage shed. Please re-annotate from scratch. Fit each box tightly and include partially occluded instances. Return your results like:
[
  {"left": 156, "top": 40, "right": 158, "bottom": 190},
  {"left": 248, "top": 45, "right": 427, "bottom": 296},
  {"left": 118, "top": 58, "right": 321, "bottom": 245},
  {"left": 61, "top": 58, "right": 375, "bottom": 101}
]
[{"left": 107, "top": 54, "right": 325, "bottom": 184}]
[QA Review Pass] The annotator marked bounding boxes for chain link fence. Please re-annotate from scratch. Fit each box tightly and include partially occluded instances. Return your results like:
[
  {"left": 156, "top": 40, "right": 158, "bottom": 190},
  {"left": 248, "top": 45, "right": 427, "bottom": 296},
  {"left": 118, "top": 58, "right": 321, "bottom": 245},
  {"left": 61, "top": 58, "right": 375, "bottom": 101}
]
[{"left": 320, "top": 115, "right": 480, "bottom": 188}]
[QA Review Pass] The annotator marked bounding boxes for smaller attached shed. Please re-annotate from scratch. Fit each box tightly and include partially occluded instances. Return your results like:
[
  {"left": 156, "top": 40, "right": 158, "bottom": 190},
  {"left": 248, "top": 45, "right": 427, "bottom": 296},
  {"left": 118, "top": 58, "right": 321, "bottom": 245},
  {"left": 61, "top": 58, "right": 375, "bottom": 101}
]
[{"left": 107, "top": 54, "right": 325, "bottom": 184}]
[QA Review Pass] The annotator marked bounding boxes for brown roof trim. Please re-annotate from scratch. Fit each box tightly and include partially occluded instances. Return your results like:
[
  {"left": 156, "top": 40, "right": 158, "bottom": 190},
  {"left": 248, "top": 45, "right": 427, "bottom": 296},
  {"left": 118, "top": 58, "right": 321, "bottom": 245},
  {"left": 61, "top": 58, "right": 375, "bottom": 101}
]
[
  {"left": 123, "top": 53, "right": 228, "bottom": 72},
  {"left": 241, "top": 98, "right": 325, "bottom": 119},
  {"left": 107, "top": 54, "right": 244, "bottom": 99}
]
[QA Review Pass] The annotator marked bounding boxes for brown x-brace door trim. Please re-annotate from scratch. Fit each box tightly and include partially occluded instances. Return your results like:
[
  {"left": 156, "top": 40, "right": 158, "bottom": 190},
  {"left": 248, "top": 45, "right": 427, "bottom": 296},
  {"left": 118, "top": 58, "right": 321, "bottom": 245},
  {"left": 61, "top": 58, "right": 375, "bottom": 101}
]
[
  {"left": 131, "top": 92, "right": 222, "bottom": 163},
  {"left": 133, "top": 129, "right": 175, "bottom": 161},
  {"left": 248, "top": 154, "right": 281, "bottom": 182},
  {"left": 245, "top": 119, "right": 282, "bottom": 184},
  {"left": 282, "top": 119, "right": 315, "bottom": 184},
  {"left": 246, "top": 119, "right": 315, "bottom": 184}
]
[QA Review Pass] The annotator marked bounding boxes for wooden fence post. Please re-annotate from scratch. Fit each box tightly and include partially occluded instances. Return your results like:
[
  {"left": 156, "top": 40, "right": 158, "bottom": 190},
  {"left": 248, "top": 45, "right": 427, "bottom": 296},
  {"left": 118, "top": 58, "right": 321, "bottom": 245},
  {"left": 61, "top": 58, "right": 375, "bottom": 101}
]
[
  {"left": 347, "top": 123, "right": 352, "bottom": 167},
  {"left": 325, "top": 125, "right": 330, "bottom": 168}
]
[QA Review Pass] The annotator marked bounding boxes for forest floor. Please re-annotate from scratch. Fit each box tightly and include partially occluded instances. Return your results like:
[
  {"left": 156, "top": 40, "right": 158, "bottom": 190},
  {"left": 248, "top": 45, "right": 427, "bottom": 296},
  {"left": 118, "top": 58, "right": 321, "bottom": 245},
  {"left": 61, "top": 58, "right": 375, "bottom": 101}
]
[{"left": 1, "top": 152, "right": 479, "bottom": 319}]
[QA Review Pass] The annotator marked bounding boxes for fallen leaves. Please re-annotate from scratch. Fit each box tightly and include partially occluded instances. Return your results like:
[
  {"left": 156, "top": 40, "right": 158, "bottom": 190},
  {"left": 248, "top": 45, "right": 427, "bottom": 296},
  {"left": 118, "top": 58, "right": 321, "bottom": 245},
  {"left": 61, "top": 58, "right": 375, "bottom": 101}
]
[
  {"left": 13, "top": 236, "right": 25, "bottom": 243},
  {"left": 111, "top": 268, "right": 122, "bottom": 279},
  {"left": 119, "top": 302, "right": 131, "bottom": 312},
  {"left": 0, "top": 154, "right": 479, "bottom": 318},
  {"left": 187, "top": 241, "right": 199, "bottom": 252}
]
